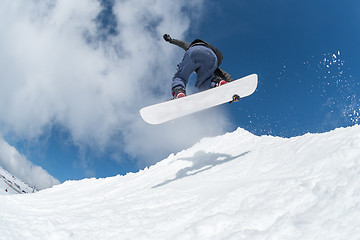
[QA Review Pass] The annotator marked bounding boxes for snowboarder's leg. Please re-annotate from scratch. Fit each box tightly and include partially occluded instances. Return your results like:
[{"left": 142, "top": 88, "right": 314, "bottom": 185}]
[
  {"left": 172, "top": 50, "right": 197, "bottom": 90},
  {"left": 191, "top": 46, "right": 218, "bottom": 91},
  {"left": 171, "top": 45, "right": 218, "bottom": 94}
]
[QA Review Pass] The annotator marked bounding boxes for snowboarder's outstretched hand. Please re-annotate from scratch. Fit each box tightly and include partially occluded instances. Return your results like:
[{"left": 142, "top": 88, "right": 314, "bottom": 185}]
[{"left": 163, "top": 34, "right": 172, "bottom": 42}]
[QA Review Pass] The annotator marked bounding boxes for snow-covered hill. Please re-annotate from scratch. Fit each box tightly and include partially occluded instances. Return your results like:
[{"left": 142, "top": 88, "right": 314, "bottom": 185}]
[
  {"left": 0, "top": 126, "right": 359, "bottom": 239},
  {"left": 0, "top": 167, "right": 37, "bottom": 195}
]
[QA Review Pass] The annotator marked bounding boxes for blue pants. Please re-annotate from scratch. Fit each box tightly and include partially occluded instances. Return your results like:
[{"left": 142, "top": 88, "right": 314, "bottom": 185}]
[{"left": 172, "top": 45, "right": 218, "bottom": 92}]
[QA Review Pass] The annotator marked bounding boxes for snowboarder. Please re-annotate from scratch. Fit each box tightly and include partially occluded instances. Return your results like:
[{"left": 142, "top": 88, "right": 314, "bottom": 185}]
[{"left": 163, "top": 34, "right": 233, "bottom": 99}]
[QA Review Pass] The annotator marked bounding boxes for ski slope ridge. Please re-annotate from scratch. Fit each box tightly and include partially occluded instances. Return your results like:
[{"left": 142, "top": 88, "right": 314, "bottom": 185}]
[
  {"left": 0, "top": 167, "right": 38, "bottom": 195},
  {"left": 0, "top": 126, "right": 360, "bottom": 239}
]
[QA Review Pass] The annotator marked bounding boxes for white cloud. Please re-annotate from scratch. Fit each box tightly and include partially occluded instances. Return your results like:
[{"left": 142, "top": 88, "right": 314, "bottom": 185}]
[
  {"left": 0, "top": 0, "right": 232, "bottom": 174},
  {"left": 0, "top": 137, "right": 60, "bottom": 190}
]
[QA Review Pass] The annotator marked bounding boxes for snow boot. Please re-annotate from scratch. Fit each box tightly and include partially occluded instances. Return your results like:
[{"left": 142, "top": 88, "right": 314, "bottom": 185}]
[
  {"left": 211, "top": 76, "right": 228, "bottom": 88},
  {"left": 217, "top": 80, "right": 227, "bottom": 86},
  {"left": 172, "top": 86, "right": 186, "bottom": 99}
]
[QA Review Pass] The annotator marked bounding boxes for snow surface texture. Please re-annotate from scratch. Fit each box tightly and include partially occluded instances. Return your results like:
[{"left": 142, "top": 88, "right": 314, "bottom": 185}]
[{"left": 1, "top": 126, "right": 360, "bottom": 239}]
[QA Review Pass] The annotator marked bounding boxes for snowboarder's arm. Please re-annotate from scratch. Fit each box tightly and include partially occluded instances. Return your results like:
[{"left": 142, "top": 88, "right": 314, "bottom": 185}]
[
  {"left": 215, "top": 68, "right": 234, "bottom": 82},
  {"left": 163, "top": 34, "right": 189, "bottom": 50}
]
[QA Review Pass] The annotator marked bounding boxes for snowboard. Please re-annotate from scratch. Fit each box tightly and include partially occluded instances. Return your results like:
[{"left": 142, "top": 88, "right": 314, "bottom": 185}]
[{"left": 140, "top": 74, "right": 258, "bottom": 125}]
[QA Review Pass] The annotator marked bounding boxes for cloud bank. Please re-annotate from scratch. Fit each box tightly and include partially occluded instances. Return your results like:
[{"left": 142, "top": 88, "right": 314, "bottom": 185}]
[
  {"left": 0, "top": 0, "right": 232, "bottom": 177},
  {"left": 0, "top": 137, "right": 60, "bottom": 190}
]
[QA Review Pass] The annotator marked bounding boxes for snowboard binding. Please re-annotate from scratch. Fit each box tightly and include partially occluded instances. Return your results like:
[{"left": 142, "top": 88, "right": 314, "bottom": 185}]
[{"left": 229, "top": 94, "right": 241, "bottom": 104}]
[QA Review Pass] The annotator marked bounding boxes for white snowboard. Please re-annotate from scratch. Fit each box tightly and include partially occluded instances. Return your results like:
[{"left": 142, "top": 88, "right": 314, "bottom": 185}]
[{"left": 140, "top": 74, "right": 258, "bottom": 125}]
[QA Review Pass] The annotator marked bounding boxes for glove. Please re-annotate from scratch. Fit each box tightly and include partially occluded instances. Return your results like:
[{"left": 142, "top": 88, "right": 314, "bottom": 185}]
[{"left": 163, "top": 34, "right": 172, "bottom": 42}]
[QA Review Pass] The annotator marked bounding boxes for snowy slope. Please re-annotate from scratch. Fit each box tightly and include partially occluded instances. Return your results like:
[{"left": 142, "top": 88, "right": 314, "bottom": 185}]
[
  {"left": 0, "top": 126, "right": 360, "bottom": 239},
  {"left": 0, "top": 167, "right": 37, "bottom": 195}
]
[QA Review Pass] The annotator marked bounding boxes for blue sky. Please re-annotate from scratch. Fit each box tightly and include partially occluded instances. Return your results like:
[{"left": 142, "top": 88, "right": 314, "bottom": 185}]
[
  {"left": 0, "top": 0, "right": 359, "bottom": 185},
  {"left": 197, "top": 0, "right": 360, "bottom": 136}
]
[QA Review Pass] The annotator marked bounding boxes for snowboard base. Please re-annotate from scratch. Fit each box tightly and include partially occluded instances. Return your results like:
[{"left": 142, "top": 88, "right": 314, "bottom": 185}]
[{"left": 140, "top": 74, "right": 258, "bottom": 124}]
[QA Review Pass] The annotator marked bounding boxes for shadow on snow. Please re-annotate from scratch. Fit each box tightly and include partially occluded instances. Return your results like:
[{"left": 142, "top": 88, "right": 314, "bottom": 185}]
[{"left": 153, "top": 151, "right": 250, "bottom": 188}]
